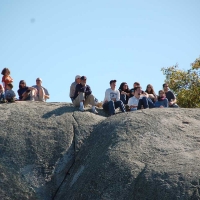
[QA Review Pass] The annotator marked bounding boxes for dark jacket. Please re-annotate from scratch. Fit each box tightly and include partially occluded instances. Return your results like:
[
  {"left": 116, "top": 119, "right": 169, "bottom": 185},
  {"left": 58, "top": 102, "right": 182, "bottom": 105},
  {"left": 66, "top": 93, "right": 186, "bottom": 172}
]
[{"left": 73, "top": 84, "right": 92, "bottom": 100}]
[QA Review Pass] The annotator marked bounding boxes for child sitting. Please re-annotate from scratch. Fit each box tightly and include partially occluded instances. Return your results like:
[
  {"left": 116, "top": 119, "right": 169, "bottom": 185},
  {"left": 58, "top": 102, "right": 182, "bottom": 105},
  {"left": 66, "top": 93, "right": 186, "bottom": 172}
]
[
  {"left": 154, "top": 90, "right": 168, "bottom": 108},
  {"left": 1, "top": 68, "right": 13, "bottom": 90},
  {"left": 5, "top": 83, "right": 16, "bottom": 102}
]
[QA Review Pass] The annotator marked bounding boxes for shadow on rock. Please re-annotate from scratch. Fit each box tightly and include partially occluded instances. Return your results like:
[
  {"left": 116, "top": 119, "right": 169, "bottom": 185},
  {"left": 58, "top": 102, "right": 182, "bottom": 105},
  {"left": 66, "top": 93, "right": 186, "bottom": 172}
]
[{"left": 42, "top": 105, "right": 77, "bottom": 118}]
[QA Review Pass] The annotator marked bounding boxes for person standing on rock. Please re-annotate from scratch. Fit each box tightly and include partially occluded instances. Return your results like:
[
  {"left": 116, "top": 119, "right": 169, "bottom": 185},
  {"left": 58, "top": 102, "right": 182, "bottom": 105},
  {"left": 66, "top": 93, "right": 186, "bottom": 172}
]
[
  {"left": 103, "top": 80, "right": 126, "bottom": 116},
  {"left": 72, "top": 76, "right": 98, "bottom": 113},
  {"left": 163, "top": 83, "right": 179, "bottom": 108},
  {"left": 31, "top": 78, "right": 50, "bottom": 101},
  {"left": 69, "top": 75, "right": 81, "bottom": 102}
]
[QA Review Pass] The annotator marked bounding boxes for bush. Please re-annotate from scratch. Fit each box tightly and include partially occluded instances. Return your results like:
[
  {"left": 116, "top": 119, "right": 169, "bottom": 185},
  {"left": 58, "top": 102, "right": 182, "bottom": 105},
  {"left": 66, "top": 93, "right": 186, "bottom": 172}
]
[{"left": 161, "top": 57, "right": 200, "bottom": 108}]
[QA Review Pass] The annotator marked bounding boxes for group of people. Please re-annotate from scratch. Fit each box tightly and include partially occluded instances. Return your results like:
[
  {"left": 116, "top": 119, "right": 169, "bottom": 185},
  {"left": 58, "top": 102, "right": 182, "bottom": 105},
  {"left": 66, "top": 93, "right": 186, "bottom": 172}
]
[
  {"left": 69, "top": 75, "right": 178, "bottom": 116},
  {"left": 0, "top": 68, "right": 50, "bottom": 102},
  {"left": 0, "top": 68, "right": 178, "bottom": 116}
]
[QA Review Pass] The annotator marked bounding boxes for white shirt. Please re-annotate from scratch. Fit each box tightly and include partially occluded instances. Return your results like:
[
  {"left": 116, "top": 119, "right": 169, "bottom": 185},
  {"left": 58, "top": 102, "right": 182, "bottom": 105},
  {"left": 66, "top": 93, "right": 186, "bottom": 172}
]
[
  {"left": 103, "top": 88, "right": 120, "bottom": 103},
  {"left": 128, "top": 96, "right": 139, "bottom": 106}
]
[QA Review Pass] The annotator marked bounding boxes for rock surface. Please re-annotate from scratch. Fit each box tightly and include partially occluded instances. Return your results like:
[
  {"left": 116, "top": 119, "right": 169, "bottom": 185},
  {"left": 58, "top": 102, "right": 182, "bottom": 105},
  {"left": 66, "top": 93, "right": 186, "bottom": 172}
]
[{"left": 0, "top": 102, "right": 200, "bottom": 200}]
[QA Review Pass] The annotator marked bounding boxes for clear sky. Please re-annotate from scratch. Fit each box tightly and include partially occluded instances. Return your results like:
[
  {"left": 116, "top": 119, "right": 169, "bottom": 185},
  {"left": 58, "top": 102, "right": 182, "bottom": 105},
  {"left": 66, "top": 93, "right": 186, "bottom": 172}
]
[{"left": 1, "top": 0, "right": 200, "bottom": 102}]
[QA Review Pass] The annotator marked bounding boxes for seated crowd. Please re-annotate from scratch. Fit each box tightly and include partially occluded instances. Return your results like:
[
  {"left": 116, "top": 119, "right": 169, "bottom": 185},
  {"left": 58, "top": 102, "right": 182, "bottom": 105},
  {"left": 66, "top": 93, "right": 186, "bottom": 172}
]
[
  {"left": 69, "top": 75, "right": 179, "bottom": 116},
  {"left": 0, "top": 67, "right": 178, "bottom": 116},
  {"left": 0, "top": 68, "right": 50, "bottom": 103}
]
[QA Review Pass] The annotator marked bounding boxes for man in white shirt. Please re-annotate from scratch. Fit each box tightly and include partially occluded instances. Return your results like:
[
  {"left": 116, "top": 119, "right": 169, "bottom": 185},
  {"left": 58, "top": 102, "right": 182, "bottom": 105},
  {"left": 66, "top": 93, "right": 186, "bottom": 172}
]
[
  {"left": 31, "top": 78, "right": 50, "bottom": 101},
  {"left": 128, "top": 86, "right": 152, "bottom": 111},
  {"left": 103, "top": 80, "right": 126, "bottom": 116}
]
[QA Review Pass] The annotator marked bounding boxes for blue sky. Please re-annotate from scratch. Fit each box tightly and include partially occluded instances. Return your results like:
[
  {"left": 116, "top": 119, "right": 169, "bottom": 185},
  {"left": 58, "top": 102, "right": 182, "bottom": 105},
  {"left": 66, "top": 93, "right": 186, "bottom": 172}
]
[{"left": 0, "top": 0, "right": 200, "bottom": 102}]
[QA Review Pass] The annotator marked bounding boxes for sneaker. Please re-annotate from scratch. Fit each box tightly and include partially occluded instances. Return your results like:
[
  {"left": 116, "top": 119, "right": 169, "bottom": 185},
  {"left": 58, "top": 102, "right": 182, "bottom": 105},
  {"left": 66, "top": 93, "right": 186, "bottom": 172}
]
[
  {"left": 92, "top": 108, "right": 98, "bottom": 114},
  {"left": 79, "top": 106, "right": 85, "bottom": 112}
]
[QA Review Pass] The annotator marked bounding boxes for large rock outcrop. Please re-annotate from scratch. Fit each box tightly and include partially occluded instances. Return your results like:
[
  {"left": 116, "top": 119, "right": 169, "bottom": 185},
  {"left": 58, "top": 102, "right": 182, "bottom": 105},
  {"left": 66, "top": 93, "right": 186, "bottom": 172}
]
[{"left": 0, "top": 102, "right": 200, "bottom": 200}]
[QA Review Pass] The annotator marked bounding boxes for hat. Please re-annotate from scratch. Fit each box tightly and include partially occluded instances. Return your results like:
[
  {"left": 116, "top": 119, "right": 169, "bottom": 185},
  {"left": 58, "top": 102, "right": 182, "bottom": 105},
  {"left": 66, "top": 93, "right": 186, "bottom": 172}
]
[
  {"left": 75, "top": 75, "right": 81, "bottom": 79},
  {"left": 36, "top": 78, "right": 42, "bottom": 81},
  {"left": 81, "top": 76, "right": 87, "bottom": 80},
  {"left": 110, "top": 80, "right": 116, "bottom": 84}
]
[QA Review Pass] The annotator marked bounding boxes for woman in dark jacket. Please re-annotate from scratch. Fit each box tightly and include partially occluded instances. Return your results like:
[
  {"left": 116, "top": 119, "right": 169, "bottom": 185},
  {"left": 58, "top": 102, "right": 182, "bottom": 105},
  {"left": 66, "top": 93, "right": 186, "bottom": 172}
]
[
  {"left": 118, "top": 82, "right": 130, "bottom": 104},
  {"left": 17, "top": 80, "right": 34, "bottom": 100}
]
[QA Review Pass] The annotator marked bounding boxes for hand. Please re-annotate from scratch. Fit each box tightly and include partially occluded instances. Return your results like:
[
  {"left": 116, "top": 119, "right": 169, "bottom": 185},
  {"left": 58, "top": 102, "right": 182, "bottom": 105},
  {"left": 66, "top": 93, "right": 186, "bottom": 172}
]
[
  {"left": 111, "top": 98, "right": 116, "bottom": 102},
  {"left": 169, "top": 101, "right": 173, "bottom": 106},
  {"left": 121, "top": 91, "right": 126, "bottom": 95},
  {"left": 160, "top": 105, "right": 164, "bottom": 108}
]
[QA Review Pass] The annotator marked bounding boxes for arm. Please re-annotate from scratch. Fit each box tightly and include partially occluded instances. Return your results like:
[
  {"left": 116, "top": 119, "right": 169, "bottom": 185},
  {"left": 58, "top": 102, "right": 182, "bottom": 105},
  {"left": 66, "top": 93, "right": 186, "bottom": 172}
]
[
  {"left": 105, "top": 89, "right": 111, "bottom": 102},
  {"left": 85, "top": 85, "right": 92, "bottom": 96},
  {"left": 164, "top": 98, "right": 169, "bottom": 107},
  {"left": 116, "top": 90, "right": 120, "bottom": 101},
  {"left": 43, "top": 88, "right": 50, "bottom": 100}
]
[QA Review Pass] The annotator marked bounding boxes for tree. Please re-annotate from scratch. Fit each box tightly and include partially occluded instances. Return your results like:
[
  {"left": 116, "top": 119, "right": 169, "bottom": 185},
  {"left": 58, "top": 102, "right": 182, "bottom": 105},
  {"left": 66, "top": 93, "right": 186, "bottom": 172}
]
[{"left": 161, "top": 57, "right": 200, "bottom": 108}]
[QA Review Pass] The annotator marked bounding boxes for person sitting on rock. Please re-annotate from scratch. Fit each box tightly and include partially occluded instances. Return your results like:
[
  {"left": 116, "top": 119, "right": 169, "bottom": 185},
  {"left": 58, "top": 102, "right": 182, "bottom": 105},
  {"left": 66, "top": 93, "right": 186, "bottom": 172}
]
[
  {"left": 103, "top": 80, "right": 126, "bottom": 116},
  {"left": 154, "top": 90, "right": 168, "bottom": 108},
  {"left": 163, "top": 83, "right": 179, "bottom": 108},
  {"left": 128, "top": 86, "right": 153, "bottom": 111},
  {"left": 72, "top": 76, "right": 98, "bottom": 113},
  {"left": 1, "top": 68, "right": 13, "bottom": 90},
  {"left": 17, "top": 80, "right": 35, "bottom": 101},
  {"left": 31, "top": 78, "right": 50, "bottom": 101},
  {"left": 145, "top": 84, "right": 157, "bottom": 103},
  {"left": 69, "top": 75, "right": 81, "bottom": 102},
  {"left": 130, "top": 82, "right": 141, "bottom": 97},
  {"left": 5, "top": 83, "right": 16, "bottom": 102},
  {"left": 118, "top": 82, "right": 130, "bottom": 105}
]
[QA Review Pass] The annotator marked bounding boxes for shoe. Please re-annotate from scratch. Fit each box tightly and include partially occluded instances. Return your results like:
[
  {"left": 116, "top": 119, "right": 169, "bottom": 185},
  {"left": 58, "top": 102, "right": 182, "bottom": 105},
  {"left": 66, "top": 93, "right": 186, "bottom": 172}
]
[
  {"left": 79, "top": 106, "right": 85, "bottom": 112},
  {"left": 92, "top": 108, "right": 98, "bottom": 114}
]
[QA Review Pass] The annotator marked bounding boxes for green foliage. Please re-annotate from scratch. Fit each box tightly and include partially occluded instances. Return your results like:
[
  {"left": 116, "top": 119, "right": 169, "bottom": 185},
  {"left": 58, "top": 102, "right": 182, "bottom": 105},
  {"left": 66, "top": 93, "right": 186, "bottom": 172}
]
[{"left": 161, "top": 57, "right": 200, "bottom": 108}]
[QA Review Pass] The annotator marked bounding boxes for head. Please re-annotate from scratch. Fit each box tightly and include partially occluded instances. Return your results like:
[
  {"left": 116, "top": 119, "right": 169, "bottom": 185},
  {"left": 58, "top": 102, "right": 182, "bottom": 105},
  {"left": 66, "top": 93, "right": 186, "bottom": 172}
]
[
  {"left": 119, "top": 82, "right": 129, "bottom": 92},
  {"left": 133, "top": 82, "right": 140, "bottom": 88},
  {"left": 1, "top": 68, "right": 10, "bottom": 76},
  {"left": 145, "top": 84, "right": 156, "bottom": 95},
  {"left": 133, "top": 86, "right": 142, "bottom": 97},
  {"left": 19, "top": 80, "right": 26, "bottom": 89},
  {"left": 75, "top": 75, "right": 81, "bottom": 84},
  {"left": 6, "top": 83, "right": 13, "bottom": 90},
  {"left": 158, "top": 90, "right": 165, "bottom": 97},
  {"left": 110, "top": 80, "right": 117, "bottom": 90},
  {"left": 80, "top": 76, "right": 87, "bottom": 85},
  {"left": 163, "top": 83, "right": 169, "bottom": 92},
  {"left": 36, "top": 78, "right": 42, "bottom": 86}
]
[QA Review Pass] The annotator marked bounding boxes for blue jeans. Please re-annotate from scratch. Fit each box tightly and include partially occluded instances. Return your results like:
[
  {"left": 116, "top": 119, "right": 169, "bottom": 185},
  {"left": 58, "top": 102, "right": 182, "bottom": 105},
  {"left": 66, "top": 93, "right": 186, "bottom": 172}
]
[
  {"left": 137, "top": 97, "right": 155, "bottom": 109},
  {"left": 103, "top": 100, "right": 126, "bottom": 115}
]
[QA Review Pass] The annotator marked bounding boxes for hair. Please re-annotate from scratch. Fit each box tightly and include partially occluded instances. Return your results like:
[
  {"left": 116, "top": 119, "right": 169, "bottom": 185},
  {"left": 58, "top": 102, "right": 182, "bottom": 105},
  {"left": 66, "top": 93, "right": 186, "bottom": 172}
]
[
  {"left": 158, "top": 90, "right": 165, "bottom": 95},
  {"left": 163, "top": 83, "right": 168, "bottom": 88},
  {"left": 7, "top": 83, "right": 13, "bottom": 89},
  {"left": 145, "top": 84, "right": 156, "bottom": 96},
  {"left": 119, "top": 82, "right": 130, "bottom": 92},
  {"left": 134, "top": 82, "right": 140, "bottom": 86},
  {"left": 133, "top": 86, "right": 141, "bottom": 93},
  {"left": 1, "top": 68, "right": 10, "bottom": 75},
  {"left": 19, "top": 80, "right": 26, "bottom": 89}
]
